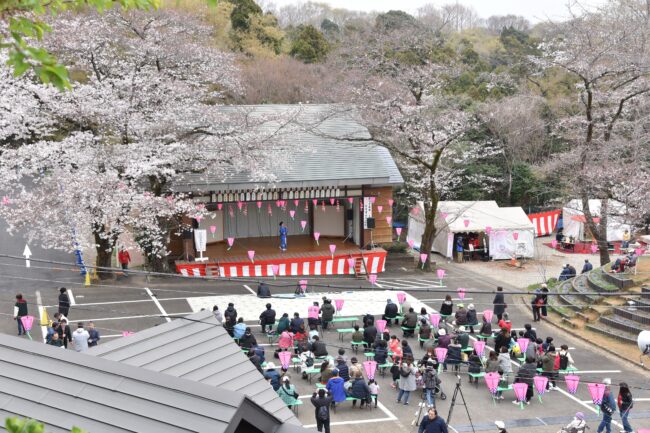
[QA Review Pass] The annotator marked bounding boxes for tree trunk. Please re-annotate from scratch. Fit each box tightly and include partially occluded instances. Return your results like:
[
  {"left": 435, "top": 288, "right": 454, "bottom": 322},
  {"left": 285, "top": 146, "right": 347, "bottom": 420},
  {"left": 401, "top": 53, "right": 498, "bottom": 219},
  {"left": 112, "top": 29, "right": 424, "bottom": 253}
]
[
  {"left": 581, "top": 196, "right": 611, "bottom": 265},
  {"left": 418, "top": 171, "right": 440, "bottom": 272},
  {"left": 144, "top": 253, "right": 168, "bottom": 273},
  {"left": 94, "top": 229, "right": 115, "bottom": 280}
]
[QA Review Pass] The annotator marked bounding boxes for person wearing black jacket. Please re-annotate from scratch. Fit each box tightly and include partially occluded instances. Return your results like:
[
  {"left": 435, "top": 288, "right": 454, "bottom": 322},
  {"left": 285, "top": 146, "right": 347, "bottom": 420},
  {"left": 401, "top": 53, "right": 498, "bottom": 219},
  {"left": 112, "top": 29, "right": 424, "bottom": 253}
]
[
  {"left": 58, "top": 287, "right": 71, "bottom": 317},
  {"left": 259, "top": 303, "right": 276, "bottom": 333},
  {"left": 383, "top": 299, "right": 399, "bottom": 325},
  {"left": 335, "top": 357, "right": 350, "bottom": 381},
  {"left": 513, "top": 356, "right": 537, "bottom": 404},
  {"left": 311, "top": 389, "right": 333, "bottom": 433},
  {"left": 224, "top": 303, "right": 237, "bottom": 337},
  {"left": 374, "top": 340, "right": 388, "bottom": 364},
  {"left": 239, "top": 327, "right": 257, "bottom": 349},
  {"left": 247, "top": 350, "right": 263, "bottom": 374},
  {"left": 310, "top": 335, "right": 328, "bottom": 357},
  {"left": 618, "top": 382, "right": 634, "bottom": 433},
  {"left": 493, "top": 328, "right": 511, "bottom": 354},
  {"left": 363, "top": 323, "right": 378, "bottom": 348},
  {"left": 320, "top": 299, "right": 336, "bottom": 329},
  {"left": 493, "top": 287, "right": 506, "bottom": 321},
  {"left": 418, "top": 407, "right": 448, "bottom": 433},
  {"left": 56, "top": 319, "right": 72, "bottom": 349},
  {"left": 522, "top": 323, "right": 537, "bottom": 341},
  {"left": 440, "top": 295, "right": 453, "bottom": 317}
]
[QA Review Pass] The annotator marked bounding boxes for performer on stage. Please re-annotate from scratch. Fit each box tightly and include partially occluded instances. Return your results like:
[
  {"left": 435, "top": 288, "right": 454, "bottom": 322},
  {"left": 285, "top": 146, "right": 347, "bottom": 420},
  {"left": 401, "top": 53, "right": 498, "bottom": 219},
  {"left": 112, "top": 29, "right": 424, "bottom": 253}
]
[{"left": 279, "top": 221, "right": 288, "bottom": 251}]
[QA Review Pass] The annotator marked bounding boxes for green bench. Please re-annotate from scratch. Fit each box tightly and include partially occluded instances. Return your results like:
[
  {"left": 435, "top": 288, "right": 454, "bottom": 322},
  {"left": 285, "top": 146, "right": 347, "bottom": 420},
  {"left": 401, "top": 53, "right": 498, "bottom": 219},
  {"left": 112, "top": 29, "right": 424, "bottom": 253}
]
[
  {"left": 378, "top": 362, "right": 393, "bottom": 376},
  {"left": 351, "top": 341, "right": 365, "bottom": 353},
  {"left": 468, "top": 372, "right": 485, "bottom": 386},
  {"left": 364, "top": 352, "right": 375, "bottom": 361},
  {"left": 287, "top": 399, "right": 303, "bottom": 413}
]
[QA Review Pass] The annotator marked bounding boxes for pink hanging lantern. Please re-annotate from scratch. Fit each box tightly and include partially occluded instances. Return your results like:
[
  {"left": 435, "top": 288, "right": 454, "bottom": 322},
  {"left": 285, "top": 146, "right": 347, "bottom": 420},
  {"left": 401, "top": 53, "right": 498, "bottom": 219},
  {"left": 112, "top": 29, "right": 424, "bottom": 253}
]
[
  {"left": 368, "top": 274, "right": 378, "bottom": 285},
  {"left": 347, "top": 258, "right": 356, "bottom": 270},
  {"left": 363, "top": 360, "right": 378, "bottom": 380},
  {"left": 217, "top": 203, "right": 223, "bottom": 210},
  {"left": 485, "top": 372, "right": 500, "bottom": 394},
  {"left": 20, "top": 315, "right": 34, "bottom": 332},
  {"left": 551, "top": 239, "right": 558, "bottom": 248},
  {"left": 256, "top": 201, "right": 262, "bottom": 209},
  {"left": 247, "top": 250, "right": 255, "bottom": 263},
  {"left": 377, "top": 205, "right": 383, "bottom": 214},
  {"left": 388, "top": 199, "right": 394, "bottom": 207},
  {"left": 565, "top": 375, "right": 580, "bottom": 394},
  {"left": 420, "top": 253, "right": 428, "bottom": 269},
  {"left": 347, "top": 197, "right": 354, "bottom": 204},
  {"left": 483, "top": 309, "right": 494, "bottom": 322},
  {"left": 587, "top": 383, "right": 606, "bottom": 409},
  {"left": 513, "top": 232, "right": 519, "bottom": 240},
  {"left": 395, "top": 227, "right": 402, "bottom": 240},
  {"left": 485, "top": 226, "right": 492, "bottom": 235},
  {"left": 272, "top": 264, "right": 280, "bottom": 277},
  {"left": 386, "top": 216, "right": 392, "bottom": 225},
  {"left": 457, "top": 287, "right": 466, "bottom": 299},
  {"left": 289, "top": 210, "right": 296, "bottom": 219},
  {"left": 473, "top": 340, "right": 486, "bottom": 357},
  {"left": 534, "top": 375, "right": 548, "bottom": 402},
  {"left": 369, "top": 197, "right": 376, "bottom": 204},
  {"left": 463, "top": 219, "right": 470, "bottom": 228},
  {"left": 321, "top": 201, "right": 325, "bottom": 211},
  {"left": 278, "top": 350, "right": 292, "bottom": 369},
  {"left": 591, "top": 244, "right": 598, "bottom": 253},
  {"left": 329, "top": 244, "right": 336, "bottom": 258},
  {"left": 635, "top": 247, "right": 644, "bottom": 256},
  {"left": 434, "top": 347, "right": 447, "bottom": 363},
  {"left": 293, "top": 199, "right": 299, "bottom": 207},
  {"left": 335, "top": 299, "right": 344, "bottom": 311},
  {"left": 436, "top": 269, "right": 446, "bottom": 279},
  {"left": 227, "top": 237, "right": 235, "bottom": 250},
  {"left": 429, "top": 313, "right": 441, "bottom": 328},
  {"left": 275, "top": 200, "right": 280, "bottom": 208},
  {"left": 513, "top": 382, "right": 528, "bottom": 409},
  {"left": 237, "top": 201, "right": 243, "bottom": 211},
  {"left": 376, "top": 319, "right": 387, "bottom": 333},
  {"left": 195, "top": 215, "right": 203, "bottom": 223},
  {"left": 121, "top": 331, "right": 134, "bottom": 337},
  {"left": 314, "top": 232, "right": 320, "bottom": 245},
  {"left": 396, "top": 292, "right": 407, "bottom": 304},
  {"left": 299, "top": 279, "right": 308, "bottom": 293},
  {"left": 407, "top": 239, "right": 415, "bottom": 249},
  {"left": 209, "top": 225, "right": 217, "bottom": 237},
  {"left": 517, "top": 338, "right": 530, "bottom": 354},
  {"left": 300, "top": 220, "right": 307, "bottom": 232},
  {"left": 329, "top": 198, "right": 335, "bottom": 205},
  {"left": 312, "top": 199, "right": 318, "bottom": 206}
]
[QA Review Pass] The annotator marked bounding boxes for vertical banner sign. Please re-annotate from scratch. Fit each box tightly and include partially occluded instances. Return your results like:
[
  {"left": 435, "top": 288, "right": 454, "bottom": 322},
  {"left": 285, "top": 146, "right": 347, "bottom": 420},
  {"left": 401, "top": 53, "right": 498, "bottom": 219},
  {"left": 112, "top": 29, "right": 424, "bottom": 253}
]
[
  {"left": 194, "top": 229, "right": 208, "bottom": 261},
  {"left": 363, "top": 197, "right": 373, "bottom": 229}
]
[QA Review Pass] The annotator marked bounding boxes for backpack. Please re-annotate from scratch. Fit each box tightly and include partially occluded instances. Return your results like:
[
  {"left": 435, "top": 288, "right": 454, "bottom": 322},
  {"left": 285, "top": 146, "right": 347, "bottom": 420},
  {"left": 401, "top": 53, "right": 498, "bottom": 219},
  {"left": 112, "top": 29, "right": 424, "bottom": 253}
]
[
  {"left": 399, "top": 366, "right": 411, "bottom": 378},
  {"left": 559, "top": 353, "right": 569, "bottom": 370},
  {"left": 317, "top": 405, "right": 329, "bottom": 421},
  {"left": 424, "top": 370, "right": 438, "bottom": 389},
  {"left": 304, "top": 354, "right": 314, "bottom": 368}
]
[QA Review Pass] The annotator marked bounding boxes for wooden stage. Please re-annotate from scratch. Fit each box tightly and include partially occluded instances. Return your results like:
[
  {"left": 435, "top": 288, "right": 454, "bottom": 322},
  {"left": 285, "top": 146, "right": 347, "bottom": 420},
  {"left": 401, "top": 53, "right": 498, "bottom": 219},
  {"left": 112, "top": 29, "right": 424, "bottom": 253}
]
[
  {"left": 176, "top": 235, "right": 387, "bottom": 278},
  {"left": 202, "top": 235, "right": 359, "bottom": 262}
]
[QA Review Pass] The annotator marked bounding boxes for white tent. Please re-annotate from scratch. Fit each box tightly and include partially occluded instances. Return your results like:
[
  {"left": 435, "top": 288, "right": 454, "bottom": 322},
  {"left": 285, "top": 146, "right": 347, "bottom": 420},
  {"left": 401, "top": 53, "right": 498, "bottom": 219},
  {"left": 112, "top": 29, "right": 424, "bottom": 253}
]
[
  {"left": 407, "top": 201, "right": 535, "bottom": 260},
  {"left": 562, "top": 199, "right": 631, "bottom": 242}
]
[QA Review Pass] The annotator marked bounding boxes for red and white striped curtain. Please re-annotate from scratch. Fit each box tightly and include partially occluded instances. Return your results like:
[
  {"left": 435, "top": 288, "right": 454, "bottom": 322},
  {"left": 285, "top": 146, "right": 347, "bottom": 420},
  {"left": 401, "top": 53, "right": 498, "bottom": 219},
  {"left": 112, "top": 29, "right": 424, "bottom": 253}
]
[{"left": 527, "top": 210, "right": 561, "bottom": 237}]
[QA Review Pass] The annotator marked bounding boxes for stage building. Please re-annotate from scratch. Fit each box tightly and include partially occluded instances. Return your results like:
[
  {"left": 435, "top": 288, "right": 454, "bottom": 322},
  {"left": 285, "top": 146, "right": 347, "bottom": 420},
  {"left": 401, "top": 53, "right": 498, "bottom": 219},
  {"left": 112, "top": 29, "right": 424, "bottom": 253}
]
[{"left": 171, "top": 104, "right": 404, "bottom": 277}]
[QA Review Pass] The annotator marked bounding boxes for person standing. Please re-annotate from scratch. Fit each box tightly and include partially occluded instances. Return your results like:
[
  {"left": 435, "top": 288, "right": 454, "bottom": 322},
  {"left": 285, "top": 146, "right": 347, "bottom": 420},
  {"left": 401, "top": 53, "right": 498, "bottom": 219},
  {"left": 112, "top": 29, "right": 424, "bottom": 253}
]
[
  {"left": 617, "top": 382, "right": 634, "bottom": 433},
  {"left": 531, "top": 289, "right": 543, "bottom": 322},
  {"left": 212, "top": 305, "right": 223, "bottom": 323},
  {"left": 597, "top": 378, "right": 616, "bottom": 433},
  {"left": 622, "top": 229, "right": 631, "bottom": 249},
  {"left": 492, "top": 286, "right": 506, "bottom": 322},
  {"left": 224, "top": 303, "right": 237, "bottom": 337},
  {"left": 396, "top": 358, "right": 417, "bottom": 405},
  {"left": 455, "top": 237, "right": 464, "bottom": 263},
  {"left": 57, "top": 319, "right": 72, "bottom": 349},
  {"left": 423, "top": 360, "right": 439, "bottom": 407},
  {"left": 118, "top": 247, "right": 131, "bottom": 274},
  {"left": 279, "top": 221, "right": 288, "bottom": 251},
  {"left": 87, "top": 322, "right": 100, "bottom": 347},
  {"left": 418, "top": 407, "right": 449, "bottom": 433},
  {"left": 58, "top": 287, "right": 71, "bottom": 317},
  {"left": 311, "top": 389, "right": 333, "bottom": 433},
  {"left": 13, "top": 294, "right": 28, "bottom": 336},
  {"left": 72, "top": 322, "right": 90, "bottom": 352}
]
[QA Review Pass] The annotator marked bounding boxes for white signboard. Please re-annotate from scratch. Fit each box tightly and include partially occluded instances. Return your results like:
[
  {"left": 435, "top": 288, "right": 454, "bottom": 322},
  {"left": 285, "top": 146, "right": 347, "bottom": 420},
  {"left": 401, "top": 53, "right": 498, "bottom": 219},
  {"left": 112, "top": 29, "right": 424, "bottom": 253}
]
[
  {"left": 194, "top": 229, "right": 207, "bottom": 252},
  {"left": 363, "top": 197, "right": 373, "bottom": 229}
]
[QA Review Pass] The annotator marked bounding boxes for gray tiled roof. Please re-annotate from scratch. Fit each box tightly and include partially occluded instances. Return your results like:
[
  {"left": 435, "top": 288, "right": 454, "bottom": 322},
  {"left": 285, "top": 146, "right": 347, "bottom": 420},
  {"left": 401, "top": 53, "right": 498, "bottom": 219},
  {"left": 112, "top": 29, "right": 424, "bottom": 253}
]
[
  {"left": 0, "top": 335, "right": 256, "bottom": 433},
  {"left": 173, "top": 104, "right": 404, "bottom": 193},
  {"left": 89, "top": 310, "right": 300, "bottom": 427}
]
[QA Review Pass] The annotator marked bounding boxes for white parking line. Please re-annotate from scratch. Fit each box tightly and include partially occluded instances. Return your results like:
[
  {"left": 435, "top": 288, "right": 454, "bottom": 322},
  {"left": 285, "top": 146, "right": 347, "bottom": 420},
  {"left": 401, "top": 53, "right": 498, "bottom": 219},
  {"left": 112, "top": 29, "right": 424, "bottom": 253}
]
[
  {"left": 569, "top": 370, "right": 622, "bottom": 374},
  {"left": 420, "top": 298, "right": 473, "bottom": 302},
  {"left": 146, "top": 288, "right": 171, "bottom": 323},
  {"left": 68, "top": 290, "right": 76, "bottom": 306},
  {"left": 243, "top": 285, "right": 256, "bottom": 295},
  {"left": 374, "top": 281, "right": 384, "bottom": 288},
  {"left": 75, "top": 312, "right": 194, "bottom": 322}
]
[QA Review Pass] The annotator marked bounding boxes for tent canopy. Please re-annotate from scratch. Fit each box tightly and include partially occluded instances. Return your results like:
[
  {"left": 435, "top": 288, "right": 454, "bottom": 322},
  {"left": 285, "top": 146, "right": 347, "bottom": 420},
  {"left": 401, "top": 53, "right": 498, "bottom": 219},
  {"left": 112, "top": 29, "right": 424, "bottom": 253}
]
[
  {"left": 407, "top": 201, "right": 536, "bottom": 259},
  {"left": 562, "top": 199, "right": 630, "bottom": 241}
]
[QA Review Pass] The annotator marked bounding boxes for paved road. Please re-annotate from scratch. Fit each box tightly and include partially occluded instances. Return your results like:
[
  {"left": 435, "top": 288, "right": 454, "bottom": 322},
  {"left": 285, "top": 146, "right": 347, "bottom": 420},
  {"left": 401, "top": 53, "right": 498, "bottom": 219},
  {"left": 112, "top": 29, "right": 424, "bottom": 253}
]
[{"left": 1, "top": 230, "right": 649, "bottom": 432}]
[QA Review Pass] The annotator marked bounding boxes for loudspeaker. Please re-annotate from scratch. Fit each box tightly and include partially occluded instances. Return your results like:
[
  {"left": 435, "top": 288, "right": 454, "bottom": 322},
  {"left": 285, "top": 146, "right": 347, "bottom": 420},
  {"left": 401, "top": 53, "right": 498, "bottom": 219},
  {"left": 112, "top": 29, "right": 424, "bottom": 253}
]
[
  {"left": 347, "top": 209, "right": 353, "bottom": 220},
  {"left": 366, "top": 218, "right": 375, "bottom": 229}
]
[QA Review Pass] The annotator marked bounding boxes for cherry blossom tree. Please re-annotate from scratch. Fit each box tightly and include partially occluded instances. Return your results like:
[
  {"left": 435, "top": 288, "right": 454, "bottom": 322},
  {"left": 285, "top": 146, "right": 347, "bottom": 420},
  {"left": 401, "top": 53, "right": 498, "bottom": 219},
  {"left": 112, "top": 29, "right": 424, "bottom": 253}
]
[
  {"left": 0, "top": 9, "right": 295, "bottom": 276},
  {"left": 536, "top": 0, "right": 650, "bottom": 264}
]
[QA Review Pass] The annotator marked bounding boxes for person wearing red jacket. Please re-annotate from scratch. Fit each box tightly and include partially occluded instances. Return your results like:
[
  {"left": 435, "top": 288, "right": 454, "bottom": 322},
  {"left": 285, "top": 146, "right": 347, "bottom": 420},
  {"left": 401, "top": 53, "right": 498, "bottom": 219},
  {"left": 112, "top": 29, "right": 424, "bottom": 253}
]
[{"left": 118, "top": 247, "right": 131, "bottom": 274}]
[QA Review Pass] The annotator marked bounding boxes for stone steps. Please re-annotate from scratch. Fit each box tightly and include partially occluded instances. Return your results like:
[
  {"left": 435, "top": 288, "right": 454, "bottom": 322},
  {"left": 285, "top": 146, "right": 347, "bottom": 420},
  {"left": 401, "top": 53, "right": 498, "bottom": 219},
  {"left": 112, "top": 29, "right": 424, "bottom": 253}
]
[
  {"left": 612, "top": 306, "right": 650, "bottom": 326},
  {"left": 586, "top": 323, "right": 639, "bottom": 345},
  {"left": 587, "top": 268, "right": 620, "bottom": 293},
  {"left": 572, "top": 273, "right": 603, "bottom": 303},
  {"left": 598, "top": 314, "right": 646, "bottom": 335}
]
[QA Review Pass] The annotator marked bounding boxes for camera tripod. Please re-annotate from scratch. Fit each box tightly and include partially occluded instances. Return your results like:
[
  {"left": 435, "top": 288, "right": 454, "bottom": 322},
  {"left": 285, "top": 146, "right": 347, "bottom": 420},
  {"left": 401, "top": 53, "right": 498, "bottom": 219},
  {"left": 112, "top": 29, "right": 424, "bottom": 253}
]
[{"left": 447, "top": 375, "right": 476, "bottom": 432}]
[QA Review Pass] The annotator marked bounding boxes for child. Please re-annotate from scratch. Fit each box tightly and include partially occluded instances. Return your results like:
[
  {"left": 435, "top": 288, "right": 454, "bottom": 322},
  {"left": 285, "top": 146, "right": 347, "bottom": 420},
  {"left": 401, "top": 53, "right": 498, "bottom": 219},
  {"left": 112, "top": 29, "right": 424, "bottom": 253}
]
[
  {"left": 389, "top": 356, "right": 402, "bottom": 389},
  {"left": 495, "top": 368, "right": 508, "bottom": 400},
  {"left": 368, "top": 379, "right": 380, "bottom": 408}
]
